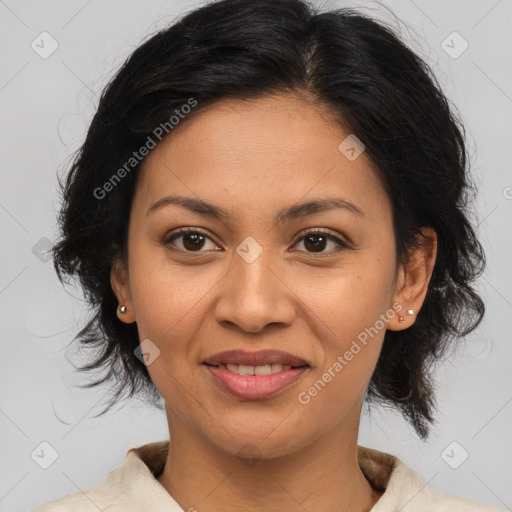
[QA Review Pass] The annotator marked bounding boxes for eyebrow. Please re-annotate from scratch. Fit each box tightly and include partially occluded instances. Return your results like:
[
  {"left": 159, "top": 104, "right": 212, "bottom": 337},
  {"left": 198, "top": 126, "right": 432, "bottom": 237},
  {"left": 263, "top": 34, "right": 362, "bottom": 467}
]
[{"left": 146, "top": 195, "right": 365, "bottom": 224}]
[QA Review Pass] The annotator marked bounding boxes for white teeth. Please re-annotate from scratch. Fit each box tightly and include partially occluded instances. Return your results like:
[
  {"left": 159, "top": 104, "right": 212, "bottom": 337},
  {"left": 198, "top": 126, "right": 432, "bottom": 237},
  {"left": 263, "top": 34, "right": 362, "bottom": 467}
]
[
  {"left": 254, "top": 364, "right": 272, "bottom": 376},
  {"left": 239, "top": 364, "right": 254, "bottom": 375},
  {"left": 223, "top": 363, "right": 295, "bottom": 375}
]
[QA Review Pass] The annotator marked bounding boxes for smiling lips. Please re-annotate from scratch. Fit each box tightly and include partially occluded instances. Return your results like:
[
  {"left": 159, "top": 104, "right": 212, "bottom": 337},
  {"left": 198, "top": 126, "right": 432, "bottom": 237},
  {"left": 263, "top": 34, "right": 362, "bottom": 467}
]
[
  {"left": 203, "top": 349, "right": 309, "bottom": 367},
  {"left": 203, "top": 349, "right": 310, "bottom": 399}
]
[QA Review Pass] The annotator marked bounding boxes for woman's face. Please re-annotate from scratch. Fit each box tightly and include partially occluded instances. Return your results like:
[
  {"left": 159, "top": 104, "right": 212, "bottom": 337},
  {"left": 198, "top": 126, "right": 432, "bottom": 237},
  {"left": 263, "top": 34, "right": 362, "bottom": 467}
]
[{"left": 112, "top": 93, "right": 412, "bottom": 458}]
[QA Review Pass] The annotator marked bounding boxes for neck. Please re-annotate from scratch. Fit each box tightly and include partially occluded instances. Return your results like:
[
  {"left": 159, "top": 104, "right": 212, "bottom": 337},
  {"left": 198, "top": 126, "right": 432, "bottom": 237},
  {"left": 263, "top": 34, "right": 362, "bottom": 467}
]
[{"left": 157, "top": 409, "right": 383, "bottom": 512}]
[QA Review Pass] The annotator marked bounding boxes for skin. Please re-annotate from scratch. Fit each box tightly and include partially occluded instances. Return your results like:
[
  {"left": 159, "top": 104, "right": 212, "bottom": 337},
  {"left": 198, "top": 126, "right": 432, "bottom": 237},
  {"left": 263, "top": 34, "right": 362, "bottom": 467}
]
[{"left": 111, "top": 92, "right": 437, "bottom": 512}]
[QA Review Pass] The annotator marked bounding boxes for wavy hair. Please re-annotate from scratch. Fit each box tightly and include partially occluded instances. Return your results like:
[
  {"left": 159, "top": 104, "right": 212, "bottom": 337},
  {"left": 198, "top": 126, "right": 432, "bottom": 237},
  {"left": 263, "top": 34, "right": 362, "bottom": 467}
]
[{"left": 52, "top": 0, "right": 486, "bottom": 439}]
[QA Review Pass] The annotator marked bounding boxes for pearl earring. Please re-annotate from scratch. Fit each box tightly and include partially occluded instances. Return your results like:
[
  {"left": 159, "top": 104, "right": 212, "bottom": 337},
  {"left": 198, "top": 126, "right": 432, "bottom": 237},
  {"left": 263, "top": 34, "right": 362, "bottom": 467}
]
[
  {"left": 119, "top": 305, "right": 127, "bottom": 314},
  {"left": 398, "top": 307, "right": 414, "bottom": 323}
]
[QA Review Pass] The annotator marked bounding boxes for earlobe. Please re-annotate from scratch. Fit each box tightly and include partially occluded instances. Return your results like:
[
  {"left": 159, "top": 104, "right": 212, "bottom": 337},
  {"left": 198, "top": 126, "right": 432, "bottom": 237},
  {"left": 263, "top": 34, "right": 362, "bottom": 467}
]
[
  {"left": 110, "top": 257, "right": 136, "bottom": 323},
  {"left": 388, "top": 227, "right": 437, "bottom": 331}
]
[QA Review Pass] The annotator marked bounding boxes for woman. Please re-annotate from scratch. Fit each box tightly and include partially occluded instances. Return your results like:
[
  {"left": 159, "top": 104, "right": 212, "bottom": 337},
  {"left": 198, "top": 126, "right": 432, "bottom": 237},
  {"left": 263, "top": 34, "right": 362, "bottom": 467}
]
[{"left": 34, "top": 0, "right": 501, "bottom": 510}]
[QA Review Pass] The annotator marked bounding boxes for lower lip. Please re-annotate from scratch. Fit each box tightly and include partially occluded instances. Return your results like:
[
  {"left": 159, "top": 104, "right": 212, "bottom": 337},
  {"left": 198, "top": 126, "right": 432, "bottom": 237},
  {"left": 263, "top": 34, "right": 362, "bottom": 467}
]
[{"left": 204, "top": 364, "right": 308, "bottom": 399}]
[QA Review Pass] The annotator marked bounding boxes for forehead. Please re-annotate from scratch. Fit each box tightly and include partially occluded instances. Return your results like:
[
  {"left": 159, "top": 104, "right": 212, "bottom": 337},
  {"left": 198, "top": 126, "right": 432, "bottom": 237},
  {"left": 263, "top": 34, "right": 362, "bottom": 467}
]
[{"left": 133, "top": 93, "right": 388, "bottom": 221}]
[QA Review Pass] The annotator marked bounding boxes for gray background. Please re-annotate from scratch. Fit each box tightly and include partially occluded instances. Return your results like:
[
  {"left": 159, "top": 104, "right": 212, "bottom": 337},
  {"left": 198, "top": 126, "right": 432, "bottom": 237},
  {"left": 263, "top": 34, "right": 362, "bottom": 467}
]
[{"left": 0, "top": 0, "right": 511, "bottom": 510}]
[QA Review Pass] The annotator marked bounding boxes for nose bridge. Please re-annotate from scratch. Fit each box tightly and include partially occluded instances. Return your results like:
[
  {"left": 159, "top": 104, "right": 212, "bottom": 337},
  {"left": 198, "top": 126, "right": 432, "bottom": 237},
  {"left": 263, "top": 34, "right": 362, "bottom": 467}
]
[{"left": 231, "top": 235, "right": 278, "bottom": 305}]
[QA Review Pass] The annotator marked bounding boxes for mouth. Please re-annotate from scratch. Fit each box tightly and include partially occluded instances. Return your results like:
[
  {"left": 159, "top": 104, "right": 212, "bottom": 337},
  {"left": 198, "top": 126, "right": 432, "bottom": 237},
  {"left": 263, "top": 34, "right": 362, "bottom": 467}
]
[
  {"left": 203, "top": 349, "right": 310, "bottom": 368},
  {"left": 203, "top": 362, "right": 308, "bottom": 375},
  {"left": 202, "top": 349, "right": 310, "bottom": 399}
]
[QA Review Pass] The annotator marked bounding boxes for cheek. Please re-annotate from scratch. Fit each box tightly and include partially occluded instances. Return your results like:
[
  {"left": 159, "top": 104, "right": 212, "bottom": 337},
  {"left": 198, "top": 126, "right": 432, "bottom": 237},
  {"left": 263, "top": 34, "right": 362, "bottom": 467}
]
[
  {"left": 291, "top": 258, "right": 393, "bottom": 414},
  {"left": 127, "top": 238, "right": 213, "bottom": 336},
  {"left": 291, "top": 251, "right": 394, "bottom": 342},
  {"left": 295, "top": 325, "right": 384, "bottom": 433},
  {"left": 126, "top": 244, "right": 228, "bottom": 402}
]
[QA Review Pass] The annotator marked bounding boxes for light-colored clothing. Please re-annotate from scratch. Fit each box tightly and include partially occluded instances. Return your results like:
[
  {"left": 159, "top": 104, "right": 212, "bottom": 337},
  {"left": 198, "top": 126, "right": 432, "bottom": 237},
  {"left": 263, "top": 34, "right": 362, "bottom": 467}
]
[{"left": 32, "top": 440, "right": 502, "bottom": 511}]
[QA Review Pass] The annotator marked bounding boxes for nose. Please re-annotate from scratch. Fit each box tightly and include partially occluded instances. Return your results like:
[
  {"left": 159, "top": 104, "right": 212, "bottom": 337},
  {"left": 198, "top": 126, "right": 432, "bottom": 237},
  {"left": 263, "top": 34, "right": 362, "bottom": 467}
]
[{"left": 212, "top": 245, "right": 296, "bottom": 334}]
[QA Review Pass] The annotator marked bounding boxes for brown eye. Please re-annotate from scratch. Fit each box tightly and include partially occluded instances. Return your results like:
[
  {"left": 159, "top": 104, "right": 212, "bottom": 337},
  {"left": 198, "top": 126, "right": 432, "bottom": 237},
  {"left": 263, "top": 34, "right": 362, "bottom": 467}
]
[
  {"left": 162, "top": 228, "right": 349, "bottom": 255},
  {"left": 294, "top": 230, "right": 349, "bottom": 254},
  {"left": 163, "top": 229, "right": 219, "bottom": 252}
]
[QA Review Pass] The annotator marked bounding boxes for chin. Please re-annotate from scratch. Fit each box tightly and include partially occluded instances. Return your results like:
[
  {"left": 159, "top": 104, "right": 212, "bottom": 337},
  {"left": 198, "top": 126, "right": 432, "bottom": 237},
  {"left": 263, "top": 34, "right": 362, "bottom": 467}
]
[{"left": 205, "top": 415, "right": 308, "bottom": 460}]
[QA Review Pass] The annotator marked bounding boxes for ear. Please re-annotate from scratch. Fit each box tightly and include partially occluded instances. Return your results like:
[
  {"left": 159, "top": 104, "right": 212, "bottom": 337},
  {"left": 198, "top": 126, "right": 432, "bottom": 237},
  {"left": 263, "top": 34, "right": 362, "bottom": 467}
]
[
  {"left": 387, "top": 227, "right": 437, "bottom": 331},
  {"left": 110, "top": 256, "right": 136, "bottom": 324}
]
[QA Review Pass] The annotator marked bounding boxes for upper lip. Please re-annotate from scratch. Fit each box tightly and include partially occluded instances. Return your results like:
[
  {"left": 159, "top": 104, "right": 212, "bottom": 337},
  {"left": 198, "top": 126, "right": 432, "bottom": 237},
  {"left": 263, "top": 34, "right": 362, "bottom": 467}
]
[{"left": 203, "top": 350, "right": 309, "bottom": 367}]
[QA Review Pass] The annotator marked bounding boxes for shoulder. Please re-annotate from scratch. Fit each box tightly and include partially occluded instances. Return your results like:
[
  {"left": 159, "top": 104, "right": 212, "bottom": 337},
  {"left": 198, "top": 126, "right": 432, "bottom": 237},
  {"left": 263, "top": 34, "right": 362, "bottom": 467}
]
[
  {"left": 411, "top": 483, "right": 503, "bottom": 511},
  {"left": 357, "top": 445, "right": 503, "bottom": 512},
  {"left": 384, "top": 456, "right": 503, "bottom": 512},
  {"left": 31, "top": 484, "right": 131, "bottom": 512},
  {"left": 32, "top": 441, "right": 177, "bottom": 511},
  {"left": 31, "top": 453, "right": 141, "bottom": 512},
  {"left": 31, "top": 443, "right": 173, "bottom": 512}
]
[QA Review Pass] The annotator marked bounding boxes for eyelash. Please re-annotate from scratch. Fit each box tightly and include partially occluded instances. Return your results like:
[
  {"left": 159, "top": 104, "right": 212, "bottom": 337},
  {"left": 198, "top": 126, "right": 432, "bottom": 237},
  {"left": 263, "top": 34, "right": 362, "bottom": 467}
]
[{"left": 161, "top": 228, "right": 350, "bottom": 255}]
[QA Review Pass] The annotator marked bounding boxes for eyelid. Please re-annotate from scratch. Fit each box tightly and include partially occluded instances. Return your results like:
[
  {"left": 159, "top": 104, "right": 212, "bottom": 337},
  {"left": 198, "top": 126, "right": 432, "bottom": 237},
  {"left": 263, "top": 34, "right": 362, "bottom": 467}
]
[
  {"left": 291, "top": 228, "right": 352, "bottom": 254},
  {"left": 161, "top": 227, "right": 220, "bottom": 251},
  {"left": 161, "top": 227, "right": 351, "bottom": 254}
]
